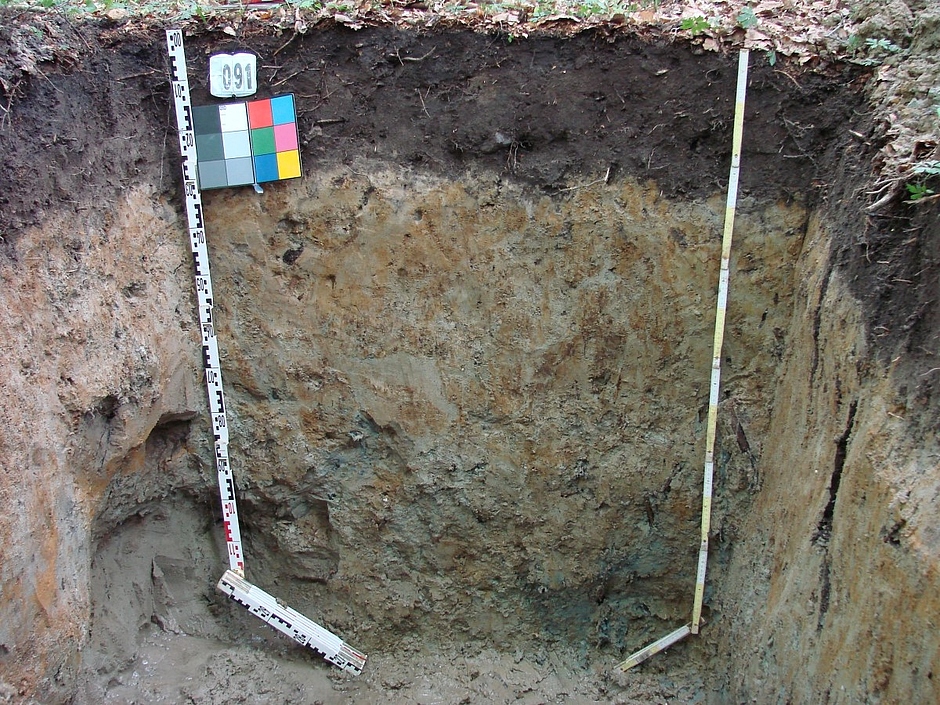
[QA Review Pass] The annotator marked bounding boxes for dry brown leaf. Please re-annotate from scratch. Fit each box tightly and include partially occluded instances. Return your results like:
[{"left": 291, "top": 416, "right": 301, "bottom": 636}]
[
  {"left": 490, "top": 12, "right": 520, "bottom": 24},
  {"left": 754, "top": 1, "right": 784, "bottom": 14},
  {"left": 333, "top": 13, "right": 363, "bottom": 29}
]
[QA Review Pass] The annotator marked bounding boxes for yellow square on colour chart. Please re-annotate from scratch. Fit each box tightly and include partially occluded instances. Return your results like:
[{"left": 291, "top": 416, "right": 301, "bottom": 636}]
[{"left": 276, "top": 150, "right": 301, "bottom": 179}]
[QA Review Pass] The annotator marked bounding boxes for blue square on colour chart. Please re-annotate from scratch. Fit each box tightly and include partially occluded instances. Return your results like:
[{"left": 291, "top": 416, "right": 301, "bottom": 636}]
[
  {"left": 254, "top": 153, "right": 279, "bottom": 183},
  {"left": 270, "top": 95, "right": 295, "bottom": 125}
]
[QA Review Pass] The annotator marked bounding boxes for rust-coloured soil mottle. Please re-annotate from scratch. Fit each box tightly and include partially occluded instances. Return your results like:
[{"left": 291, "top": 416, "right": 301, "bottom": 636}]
[{"left": 0, "top": 12, "right": 938, "bottom": 705}]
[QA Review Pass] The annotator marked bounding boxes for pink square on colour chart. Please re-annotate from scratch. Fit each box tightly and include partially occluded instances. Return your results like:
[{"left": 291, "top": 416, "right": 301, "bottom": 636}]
[{"left": 274, "top": 123, "right": 298, "bottom": 151}]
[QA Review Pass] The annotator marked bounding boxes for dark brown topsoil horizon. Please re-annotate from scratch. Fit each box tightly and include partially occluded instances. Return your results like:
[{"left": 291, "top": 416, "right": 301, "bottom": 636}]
[{"left": 2, "top": 18, "right": 866, "bottom": 233}]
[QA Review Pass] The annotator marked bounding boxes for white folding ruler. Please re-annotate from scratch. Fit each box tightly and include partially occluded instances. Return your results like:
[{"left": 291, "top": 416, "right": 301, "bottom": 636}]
[
  {"left": 218, "top": 570, "right": 367, "bottom": 674},
  {"left": 166, "top": 29, "right": 367, "bottom": 676}
]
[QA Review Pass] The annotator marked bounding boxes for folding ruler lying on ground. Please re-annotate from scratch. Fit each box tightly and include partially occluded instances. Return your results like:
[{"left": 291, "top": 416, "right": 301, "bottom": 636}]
[{"left": 165, "top": 28, "right": 367, "bottom": 676}]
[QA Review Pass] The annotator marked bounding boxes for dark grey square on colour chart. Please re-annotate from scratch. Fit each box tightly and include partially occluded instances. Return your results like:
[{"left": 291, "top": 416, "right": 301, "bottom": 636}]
[
  {"left": 198, "top": 160, "right": 228, "bottom": 189},
  {"left": 192, "top": 105, "right": 221, "bottom": 135},
  {"left": 225, "top": 157, "right": 255, "bottom": 186}
]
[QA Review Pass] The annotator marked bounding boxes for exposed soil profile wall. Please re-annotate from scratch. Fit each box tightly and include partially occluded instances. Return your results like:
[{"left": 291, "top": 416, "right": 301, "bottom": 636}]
[{"left": 0, "top": 16, "right": 938, "bottom": 705}]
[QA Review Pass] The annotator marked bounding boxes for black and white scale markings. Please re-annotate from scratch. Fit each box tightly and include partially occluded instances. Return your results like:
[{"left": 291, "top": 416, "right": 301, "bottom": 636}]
[
  {"left": 166, "top": 29, "right": 367, "bottom": 676},
  {"left": 218, "top": 570, "right": 367, "bottom": 675},
  {"left": 166, "top": 29, "right": 242, "bottom": 573}
]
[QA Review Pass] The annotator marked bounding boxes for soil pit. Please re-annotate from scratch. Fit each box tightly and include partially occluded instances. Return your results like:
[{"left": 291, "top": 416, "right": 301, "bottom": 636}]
[{"left": 0, "top": 14, "right": 938, "bottom": 705}]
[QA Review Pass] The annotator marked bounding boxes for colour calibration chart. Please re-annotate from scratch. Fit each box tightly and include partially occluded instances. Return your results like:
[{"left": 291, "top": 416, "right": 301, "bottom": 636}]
[{"left": 193, "top": 94, "right": 301, "bottom": 189}]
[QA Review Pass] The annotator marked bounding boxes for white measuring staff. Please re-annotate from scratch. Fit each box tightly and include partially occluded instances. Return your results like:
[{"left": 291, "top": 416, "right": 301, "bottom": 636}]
[
  {"left": 166, "top": 28, "right": 245, "bottom": 576},
  {"left": 166, "top": 29, "right": 368, "bottom": 674},
  {"left": 618, "top": 48, "right": 750, "bottom": 671}
]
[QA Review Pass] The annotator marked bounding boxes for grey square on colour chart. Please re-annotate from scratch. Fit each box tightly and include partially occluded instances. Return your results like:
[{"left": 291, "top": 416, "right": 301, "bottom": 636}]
[
  {"left": 196, "top": 132, "right": 224, "bottom": 162},
  {"left": 226, "top": 157, "right": 255, "bottom": 186},
  {"left": 198, "top": 160, "right": 228, "bottom": 189}
]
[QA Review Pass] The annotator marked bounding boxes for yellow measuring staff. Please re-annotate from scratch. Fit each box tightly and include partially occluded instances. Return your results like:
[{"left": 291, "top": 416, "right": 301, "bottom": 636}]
[
  {"left": 618, "top": 48, "right": 750, "bottom": 671},
  {"left": 691, "top": 47, "right": 750, "bottom": 633}
]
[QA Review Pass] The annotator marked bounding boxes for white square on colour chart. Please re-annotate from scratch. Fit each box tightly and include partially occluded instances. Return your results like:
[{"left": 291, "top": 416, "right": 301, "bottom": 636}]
[
  {"left": 218, "top": 103, "right": 249, "bottom": 132},
  {"left": 222, "top": 130, "right": 252, "bottom": 159}
]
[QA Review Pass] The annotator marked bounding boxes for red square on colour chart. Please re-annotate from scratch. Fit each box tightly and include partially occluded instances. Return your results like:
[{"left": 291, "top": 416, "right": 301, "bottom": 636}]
[{"left": 247, "top": 99, "right": 273, "bottom": 128}]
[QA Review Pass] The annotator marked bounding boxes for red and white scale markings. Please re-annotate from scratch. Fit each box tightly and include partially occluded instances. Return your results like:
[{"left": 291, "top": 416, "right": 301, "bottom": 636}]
[{"left": 166, "top": 29, "right": 367, "bottom": 676}]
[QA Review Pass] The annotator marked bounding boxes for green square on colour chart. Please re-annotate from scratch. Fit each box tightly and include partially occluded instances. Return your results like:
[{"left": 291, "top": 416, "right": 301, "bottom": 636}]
[{"left": 251, "top": 127, "right": 276, "bottom": 155}]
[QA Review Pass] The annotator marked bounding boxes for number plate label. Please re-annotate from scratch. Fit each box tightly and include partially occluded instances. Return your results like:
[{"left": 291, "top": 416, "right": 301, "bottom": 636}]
[{"left": 209, "top": 53, "right": 257, "bottom": 98}]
